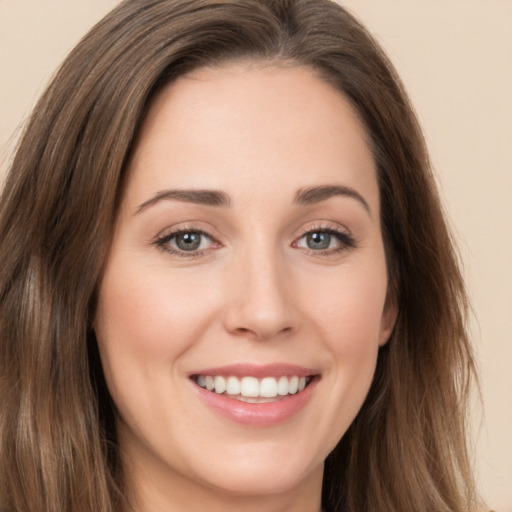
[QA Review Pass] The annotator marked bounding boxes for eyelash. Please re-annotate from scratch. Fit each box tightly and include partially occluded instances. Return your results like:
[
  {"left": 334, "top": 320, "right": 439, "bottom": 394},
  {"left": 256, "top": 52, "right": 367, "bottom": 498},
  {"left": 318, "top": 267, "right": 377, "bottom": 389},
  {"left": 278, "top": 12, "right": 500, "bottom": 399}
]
[{"left": 154, "top": 224, "right": 357, "bottom": 259}]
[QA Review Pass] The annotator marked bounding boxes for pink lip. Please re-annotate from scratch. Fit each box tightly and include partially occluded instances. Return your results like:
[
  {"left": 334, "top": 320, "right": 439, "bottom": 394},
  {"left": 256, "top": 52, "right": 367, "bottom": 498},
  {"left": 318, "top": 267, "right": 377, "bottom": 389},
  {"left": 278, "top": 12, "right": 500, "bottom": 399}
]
[
  {"left": 188, "top": 362, "right": 317, "bottom": 378},
  {"left": 188, "top": 363, "right": 320, "bottom": 427}
]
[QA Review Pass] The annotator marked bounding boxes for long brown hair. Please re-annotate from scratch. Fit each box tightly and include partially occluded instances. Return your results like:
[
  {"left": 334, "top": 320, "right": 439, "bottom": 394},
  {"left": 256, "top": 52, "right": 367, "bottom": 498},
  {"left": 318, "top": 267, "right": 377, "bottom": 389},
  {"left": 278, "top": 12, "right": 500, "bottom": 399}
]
[{"left": 0, "top": 1, "right": 480, "bottom": 511}]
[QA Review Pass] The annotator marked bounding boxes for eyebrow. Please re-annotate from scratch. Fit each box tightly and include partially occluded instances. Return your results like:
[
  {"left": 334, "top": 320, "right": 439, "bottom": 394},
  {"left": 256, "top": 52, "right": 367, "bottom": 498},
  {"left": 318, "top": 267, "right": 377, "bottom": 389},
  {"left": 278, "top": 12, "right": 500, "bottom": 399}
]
[
  {"left": 293, "top": 185, "right": 371, "bottom": 215},
  {"left": 135, "top": 189, "right": 231, "bottom": 213},
  {"left": 135, "top": 184, "right": 370, "bottom": 215}
]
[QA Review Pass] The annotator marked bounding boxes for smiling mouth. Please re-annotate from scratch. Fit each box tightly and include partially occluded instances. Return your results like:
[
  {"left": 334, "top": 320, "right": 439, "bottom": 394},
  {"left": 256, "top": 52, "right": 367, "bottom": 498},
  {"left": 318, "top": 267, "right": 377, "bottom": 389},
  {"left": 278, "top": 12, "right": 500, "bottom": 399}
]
[{"left": 191, "top": 375, "right": 314, "bottom": 403}]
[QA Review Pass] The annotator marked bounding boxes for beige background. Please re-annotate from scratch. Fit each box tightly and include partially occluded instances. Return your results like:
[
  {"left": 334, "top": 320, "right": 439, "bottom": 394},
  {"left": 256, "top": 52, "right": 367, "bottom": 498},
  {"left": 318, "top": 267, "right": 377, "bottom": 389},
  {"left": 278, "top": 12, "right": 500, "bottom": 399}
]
[{"left": 1, "top": 1, "right": 511, "bottom": 510}]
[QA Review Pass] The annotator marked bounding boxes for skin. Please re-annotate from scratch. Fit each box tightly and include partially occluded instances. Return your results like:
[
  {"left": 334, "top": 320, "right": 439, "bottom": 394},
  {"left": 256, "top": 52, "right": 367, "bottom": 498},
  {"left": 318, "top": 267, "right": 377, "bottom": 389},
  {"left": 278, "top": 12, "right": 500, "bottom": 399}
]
[{"left": 94, "top": 62, "right": 397, "bottom": 512}]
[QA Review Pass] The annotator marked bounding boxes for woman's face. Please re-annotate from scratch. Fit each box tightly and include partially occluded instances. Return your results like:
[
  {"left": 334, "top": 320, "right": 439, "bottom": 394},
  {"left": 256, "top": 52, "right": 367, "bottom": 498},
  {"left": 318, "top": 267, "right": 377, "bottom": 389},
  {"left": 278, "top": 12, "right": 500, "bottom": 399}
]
[{"left": 95, "top": 63, "right": 396, "bottom": 506}]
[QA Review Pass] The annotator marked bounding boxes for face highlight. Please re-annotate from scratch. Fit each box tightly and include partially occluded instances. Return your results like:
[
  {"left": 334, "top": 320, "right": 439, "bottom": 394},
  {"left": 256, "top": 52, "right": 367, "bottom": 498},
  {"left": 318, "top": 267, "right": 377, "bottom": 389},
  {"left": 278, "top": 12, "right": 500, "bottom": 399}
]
[{"left": 94, "top": 63, "right": 396, "bottom": 511}]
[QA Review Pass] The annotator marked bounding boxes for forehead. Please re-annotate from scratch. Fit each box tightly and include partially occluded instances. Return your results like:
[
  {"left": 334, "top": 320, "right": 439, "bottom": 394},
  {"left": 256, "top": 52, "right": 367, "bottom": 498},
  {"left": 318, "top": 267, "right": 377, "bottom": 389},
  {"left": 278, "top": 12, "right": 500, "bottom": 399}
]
[{"left": 125, "top": 63, "right": 378, "bottom": 211}]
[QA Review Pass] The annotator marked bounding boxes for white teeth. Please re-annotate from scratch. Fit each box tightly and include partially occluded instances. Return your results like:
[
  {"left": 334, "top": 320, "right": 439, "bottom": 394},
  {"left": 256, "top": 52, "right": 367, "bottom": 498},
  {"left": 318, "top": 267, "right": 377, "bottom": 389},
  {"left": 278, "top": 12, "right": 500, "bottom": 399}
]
[
  {"left": 205, "top": 376, "right": 215, "bottom": 391},
  {"left": 260, "top": 377, "right": 278, "bottom": 398},
  {"left": 288, "top": 376, "right": 299, "bottom": 394},
  {"left": 240, "top": 376, "right": 259, "bottom": 397},
  {"left": 277, "top": 376, "right": 289, "bottom": 395},
  {"left": 226, "top": 376, "right": 241, "bottom": 395},
  {"left": 195, "top": 375, "right": 311, "bottom": 398},
  {"left": 214, "top": 376, "right": 226, "bottom": 394}
]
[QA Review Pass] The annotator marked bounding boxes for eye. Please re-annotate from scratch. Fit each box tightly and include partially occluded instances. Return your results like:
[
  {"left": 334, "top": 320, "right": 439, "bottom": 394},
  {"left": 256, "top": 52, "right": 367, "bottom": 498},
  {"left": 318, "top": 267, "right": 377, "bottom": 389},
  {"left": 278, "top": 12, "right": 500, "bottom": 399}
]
[
  {"left": 156, "top": 229, "right": 218, "bottom": 256},
  {"left": 294, "top": 227, "right": 356, "bottom": 255}
]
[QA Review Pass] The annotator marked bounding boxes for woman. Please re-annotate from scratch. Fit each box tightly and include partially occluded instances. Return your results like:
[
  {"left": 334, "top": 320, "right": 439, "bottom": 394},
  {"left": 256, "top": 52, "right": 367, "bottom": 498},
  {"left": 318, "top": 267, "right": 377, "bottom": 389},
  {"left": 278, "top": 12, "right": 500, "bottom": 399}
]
[{"left": 0, "top": 1, "right": 481, "bottom": 511}]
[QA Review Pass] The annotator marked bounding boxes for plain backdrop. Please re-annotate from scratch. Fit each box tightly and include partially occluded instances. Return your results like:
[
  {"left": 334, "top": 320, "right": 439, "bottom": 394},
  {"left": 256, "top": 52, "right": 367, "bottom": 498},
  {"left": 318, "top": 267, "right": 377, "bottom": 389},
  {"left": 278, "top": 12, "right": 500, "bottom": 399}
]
[{"left": 1, "top": 1, "right": 511, "bottom": 510}]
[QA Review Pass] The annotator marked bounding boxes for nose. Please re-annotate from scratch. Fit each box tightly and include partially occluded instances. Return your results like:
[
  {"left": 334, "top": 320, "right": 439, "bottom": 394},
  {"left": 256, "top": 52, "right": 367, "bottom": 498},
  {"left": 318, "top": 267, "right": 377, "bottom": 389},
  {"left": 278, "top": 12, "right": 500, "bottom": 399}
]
[{"left": 222, "top": 248, "right": 299, "bottom": 341}]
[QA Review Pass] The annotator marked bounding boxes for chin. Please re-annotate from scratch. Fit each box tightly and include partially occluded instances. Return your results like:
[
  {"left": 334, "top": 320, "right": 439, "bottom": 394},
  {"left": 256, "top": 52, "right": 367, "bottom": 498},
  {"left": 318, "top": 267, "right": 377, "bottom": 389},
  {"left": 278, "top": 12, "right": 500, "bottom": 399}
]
[
  {"left": 200, "top": 461, "right": 318, "bottom": 497},
  {"left": 182, "top": 438, "right": 325, "bottom": 497}
]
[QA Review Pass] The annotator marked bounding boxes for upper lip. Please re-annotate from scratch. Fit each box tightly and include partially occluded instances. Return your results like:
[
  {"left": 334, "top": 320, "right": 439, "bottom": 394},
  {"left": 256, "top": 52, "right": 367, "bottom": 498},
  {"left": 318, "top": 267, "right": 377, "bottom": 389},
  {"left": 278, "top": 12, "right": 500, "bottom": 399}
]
[{"left": 188, "top": 363, "right": 318, "bottom": 379}]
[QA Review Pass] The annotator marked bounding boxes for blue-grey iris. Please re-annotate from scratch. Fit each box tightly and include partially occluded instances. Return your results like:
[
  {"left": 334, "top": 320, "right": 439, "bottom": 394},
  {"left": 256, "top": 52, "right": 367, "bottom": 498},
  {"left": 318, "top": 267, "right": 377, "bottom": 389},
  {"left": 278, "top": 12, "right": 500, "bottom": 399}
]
[
  {"left": 176, "top": 232, "right": 202, "bottom": 251},
  {"left": 307, "top": 232, "right": 331, "bottom": 250}
]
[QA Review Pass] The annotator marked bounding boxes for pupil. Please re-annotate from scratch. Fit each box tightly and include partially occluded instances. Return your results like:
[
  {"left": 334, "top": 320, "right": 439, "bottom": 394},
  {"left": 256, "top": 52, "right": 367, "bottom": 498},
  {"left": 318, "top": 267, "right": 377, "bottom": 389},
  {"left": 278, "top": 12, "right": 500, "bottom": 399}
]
[
  {"left": 176, "top": 232, "right": 201, "bottom": 251},
  {"left": 307, "top": 232, "right": 330, "bottom": 250}
]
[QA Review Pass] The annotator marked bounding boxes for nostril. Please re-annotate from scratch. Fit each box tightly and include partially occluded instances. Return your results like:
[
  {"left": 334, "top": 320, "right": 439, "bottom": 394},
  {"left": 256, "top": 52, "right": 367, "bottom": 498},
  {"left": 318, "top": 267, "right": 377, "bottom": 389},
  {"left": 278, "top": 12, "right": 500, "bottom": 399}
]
[{"left": 231, "top": 324, "right": 294, "bottom": 341}]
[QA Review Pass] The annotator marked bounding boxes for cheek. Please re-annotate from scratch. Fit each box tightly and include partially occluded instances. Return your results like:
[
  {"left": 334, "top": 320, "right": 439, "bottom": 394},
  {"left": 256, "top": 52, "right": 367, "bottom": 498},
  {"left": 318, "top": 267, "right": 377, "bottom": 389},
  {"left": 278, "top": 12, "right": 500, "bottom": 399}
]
[
  {"left": 306, "top": 263, "right": 388, "bottom": 349},
  {"left": 93, "top": 260, "right": 225, "bottom": 444},
  {"left": 300, "top": 259, "right": 388, "bottom": 414},
  {"left": 95, "top": 262, "right": 216, "bottom": 362},
  {"left": 319, "top": 280, "right": 383, "bottom": 380},
  {"left": 93, "top": 260, "right": 225, "bottom": 421}
]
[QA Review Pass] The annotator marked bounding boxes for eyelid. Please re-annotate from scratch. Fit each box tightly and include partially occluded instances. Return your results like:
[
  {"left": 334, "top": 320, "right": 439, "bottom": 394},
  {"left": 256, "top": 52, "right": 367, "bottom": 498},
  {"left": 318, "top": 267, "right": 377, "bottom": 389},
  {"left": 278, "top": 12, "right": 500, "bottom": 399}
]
[{"left": 294, "top": 221, "right": 353, "bottom": 240}]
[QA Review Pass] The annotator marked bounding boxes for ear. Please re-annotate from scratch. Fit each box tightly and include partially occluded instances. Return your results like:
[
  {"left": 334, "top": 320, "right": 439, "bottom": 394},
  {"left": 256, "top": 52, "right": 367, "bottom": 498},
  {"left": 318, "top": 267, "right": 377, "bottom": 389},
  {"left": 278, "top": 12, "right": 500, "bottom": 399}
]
[{"left": 378, "top": 289, "right": 398, "bottom": 347}]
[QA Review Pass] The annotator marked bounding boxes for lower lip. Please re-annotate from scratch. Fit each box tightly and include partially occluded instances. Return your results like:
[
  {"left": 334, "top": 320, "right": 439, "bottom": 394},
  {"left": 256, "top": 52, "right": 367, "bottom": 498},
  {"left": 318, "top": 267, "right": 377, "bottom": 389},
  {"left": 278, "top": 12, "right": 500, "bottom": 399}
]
[{"left": 191, "top": 378, "right": 318, "bottom": 427}]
